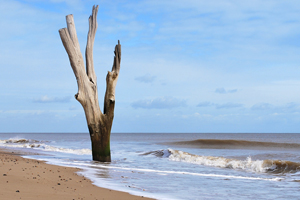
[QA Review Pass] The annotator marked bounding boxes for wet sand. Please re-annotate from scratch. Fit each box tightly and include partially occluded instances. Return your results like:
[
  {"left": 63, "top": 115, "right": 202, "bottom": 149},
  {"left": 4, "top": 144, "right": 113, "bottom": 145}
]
[{"left": 0, "top": 148, "right": 154, "bottom": 200}]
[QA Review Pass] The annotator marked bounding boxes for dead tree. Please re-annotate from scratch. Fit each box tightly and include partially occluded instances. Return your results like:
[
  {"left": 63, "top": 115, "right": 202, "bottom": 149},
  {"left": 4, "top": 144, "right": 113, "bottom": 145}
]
[{"left": 58, "top": 5, "right": 121, "bottom": 162}]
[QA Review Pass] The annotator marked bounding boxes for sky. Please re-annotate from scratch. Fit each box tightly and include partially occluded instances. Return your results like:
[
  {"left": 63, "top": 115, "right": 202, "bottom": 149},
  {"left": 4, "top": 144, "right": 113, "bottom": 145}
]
[{"left": 1, "top": 0, "right": 300, "bottom": 133}]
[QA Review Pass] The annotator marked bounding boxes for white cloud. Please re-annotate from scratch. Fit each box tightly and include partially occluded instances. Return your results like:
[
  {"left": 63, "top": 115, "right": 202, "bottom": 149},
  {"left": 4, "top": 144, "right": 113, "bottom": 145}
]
[
  {"left": 4, "top": 110, "right": 45, "bottom": 115},
  {"left": 196, "top": 101, "right": 243, "bottom": 109},
  {"left": 251, "top": 103, "right": 273, "bottom": 111},
  {"left": 131, "top": 96, "right": 186, "bottom": 109},
  {"left": 251, "top": 102, "right": 300, "bottom": 114},
  {"left": 215, "top": 88, "right": 238, "bottom": 94},
  {"left": 215, "top": 102, "right": 243, "bottom": 109},
  {"left": 33, "top": 95, "right": 71, "bottom": 103},
  {"left": 197, "top": 101, "right": 213, "bottom": 107}
]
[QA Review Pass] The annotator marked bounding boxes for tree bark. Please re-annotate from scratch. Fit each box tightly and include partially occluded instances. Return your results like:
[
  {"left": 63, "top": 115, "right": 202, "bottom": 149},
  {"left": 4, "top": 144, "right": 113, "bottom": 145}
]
[{"left": 58, "top": 5, "right": 121, "bottom": 162}]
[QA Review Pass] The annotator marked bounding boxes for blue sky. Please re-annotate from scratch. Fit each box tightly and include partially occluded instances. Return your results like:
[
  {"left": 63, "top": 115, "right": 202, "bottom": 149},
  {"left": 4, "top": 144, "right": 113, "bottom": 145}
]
[{"left": 1, "top": 0, "right": 300, "bottom": 133}]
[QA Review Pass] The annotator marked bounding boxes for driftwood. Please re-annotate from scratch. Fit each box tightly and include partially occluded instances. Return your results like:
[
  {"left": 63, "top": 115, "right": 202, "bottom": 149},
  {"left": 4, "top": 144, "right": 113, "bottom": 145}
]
[{"left": 59, "top": 5, "right": 121, "bottom": 162}]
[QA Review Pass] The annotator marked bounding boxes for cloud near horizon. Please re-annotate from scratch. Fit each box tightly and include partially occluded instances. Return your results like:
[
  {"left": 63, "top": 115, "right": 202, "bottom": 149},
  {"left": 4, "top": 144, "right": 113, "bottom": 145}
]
[
  {"left": 131, "top": 96, "right": 186, "bottom": 109},
  {"left": 33, "top": 95, "right": 71, "bottom": 103},
  {"left": 251, "top": 103, "right": 273, "bottom": 111},
  {"left": 197, "top": 101, "right": 243, "bottom": 109},
  {"left": 251, "top": 102, "right": 300, "bottom": 113},
  {"left": 215, "top": 102, "right": 243, "bottom": 109},
  {"left": 215, "top": 88, "right": 238, "bottom": 94},
  {"left": 197, "top": 101, "right": 214, "bottom": 107}
]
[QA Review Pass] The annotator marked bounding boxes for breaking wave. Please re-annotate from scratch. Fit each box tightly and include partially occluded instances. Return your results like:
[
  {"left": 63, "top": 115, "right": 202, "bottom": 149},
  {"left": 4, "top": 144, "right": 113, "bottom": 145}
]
[
  {"left": 143, "top": 149, "right": 300, "bottom": 174},
  {"left": 0, "top": 137, "right": 91, "bottom": 155},
  {"left": 0, "top": 138, "right": 41, "bottom": 144},
  {"left": 140, "top": 149, "right": 171, "bottom": 158}
]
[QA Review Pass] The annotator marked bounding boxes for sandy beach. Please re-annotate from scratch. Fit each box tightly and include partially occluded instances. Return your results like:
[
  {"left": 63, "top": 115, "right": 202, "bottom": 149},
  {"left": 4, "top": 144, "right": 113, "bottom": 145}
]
[{"left": 0, "top": 148, "right": 154, "bottom": 200}]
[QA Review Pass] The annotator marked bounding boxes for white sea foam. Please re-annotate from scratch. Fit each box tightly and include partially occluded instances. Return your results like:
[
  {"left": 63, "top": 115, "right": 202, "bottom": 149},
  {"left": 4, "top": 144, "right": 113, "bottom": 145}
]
[
  {"left": 40, "top": 144, "right": 92, "bottom": 155},
  {"left": 168, "top": 149, "right": 271, "bottom": 173},
  {"left": 55, "top": 160, "right": 282, "bottom": 182},
  {"left": 0, "top": 137, "right": 91, "bottom": 155}
]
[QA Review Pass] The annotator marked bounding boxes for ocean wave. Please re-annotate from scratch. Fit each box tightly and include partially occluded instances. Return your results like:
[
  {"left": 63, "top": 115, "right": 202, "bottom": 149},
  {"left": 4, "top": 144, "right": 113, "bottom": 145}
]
[
  {"left": 0, "top": 138, "right": 41, "bottom": 144},
  {"left": 0, "top": 137, "right": 91, "bottom": 155},
  {"left": 164, "top": 139, "right": 300, "bottom": 150},
  {"left": 167, "top": 149, "right": 300, "bottom": 174},
  {"left": 141, "top": 149, "right": 300, "bottom": 174},
  {"left": 264, "top": 160, "right": 300, "bottom": 173},
  {"left": 140, "top": 150, "right": 171, "bottom": 158}
]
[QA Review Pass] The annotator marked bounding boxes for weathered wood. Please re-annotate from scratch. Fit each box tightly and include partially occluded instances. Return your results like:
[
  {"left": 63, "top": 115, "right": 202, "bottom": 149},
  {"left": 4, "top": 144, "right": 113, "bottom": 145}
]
[
  {"left": 86, "top": 5, "right": 98, "bottom": 85},
  {"left": 59, "top": 5, "right": 121, "bottom": 162}
]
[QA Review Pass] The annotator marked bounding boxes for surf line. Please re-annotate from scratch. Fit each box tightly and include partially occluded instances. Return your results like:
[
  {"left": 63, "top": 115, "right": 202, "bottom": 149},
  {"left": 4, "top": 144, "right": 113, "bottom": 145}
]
[{"left": 62, "top": 161, "right": 283, "bottom": 182}]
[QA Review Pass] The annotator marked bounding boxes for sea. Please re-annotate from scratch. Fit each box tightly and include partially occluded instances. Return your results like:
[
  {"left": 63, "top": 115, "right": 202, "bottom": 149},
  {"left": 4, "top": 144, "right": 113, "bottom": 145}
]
[{"left": 0, "top": 133, "right": 300, "bottom": 200}]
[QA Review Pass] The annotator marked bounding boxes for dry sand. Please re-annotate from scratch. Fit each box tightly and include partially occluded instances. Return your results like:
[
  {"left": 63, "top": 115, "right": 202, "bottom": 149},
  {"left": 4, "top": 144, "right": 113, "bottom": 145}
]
[{"left": 0, "top": 148, "right": 155, "bottom": 200}]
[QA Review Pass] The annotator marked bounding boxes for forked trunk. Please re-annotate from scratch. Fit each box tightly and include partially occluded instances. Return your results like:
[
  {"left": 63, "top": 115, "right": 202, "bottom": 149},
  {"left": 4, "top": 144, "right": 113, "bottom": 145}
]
[{"left": 59, "top": 5, "right": 121, "bottom": 162}]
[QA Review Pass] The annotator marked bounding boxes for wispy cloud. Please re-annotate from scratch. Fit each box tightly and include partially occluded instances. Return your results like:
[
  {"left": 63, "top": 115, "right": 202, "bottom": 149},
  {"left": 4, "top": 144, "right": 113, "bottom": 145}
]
[
  {"left": 215, "top": 102, "right": 243, "bottom": 109},
  {"left": 134, "top": 74, "right": 156, "bottom": 83},
  {"left": 283, "top": 102, "right": 299, "bottom": 112},
  {"left": 33, "top": 95, "right": 71, "bottom": 103},
  {"left": 4, "top": 110, "right": 45, "bottom": 115},
  {"left": 251, "top": 103, "right": 273, "bottom": 111},
  {"left": 197, "top": 101, "right": 214, "bottom": 107},
  {"left": 215, "top": 88, "right": 238, "bottom": 94},
  {"left": 251, "top": 102, "right": 300, "bottom": 113},
  {"left": 197, "top": 101, "right": 243, "bottom": 109},
  {"left": 131, "top": 96, "right": 186, "bottom": 109}
]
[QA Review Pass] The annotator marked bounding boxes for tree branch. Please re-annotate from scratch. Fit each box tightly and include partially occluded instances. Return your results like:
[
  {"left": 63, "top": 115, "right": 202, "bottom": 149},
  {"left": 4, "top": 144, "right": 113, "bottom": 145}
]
[
  {"left": 59, "top": 15, "right": 86, "bottom": 105},
  {"left": 104, "top": 41, "right": 121, "bottom": 116},
  {"left": 112, "top": 40, "right": 121, "bottom": 74},
  {"left": 66, "top": 14, "right": 81, "bottom": 56},
  {"left": 86, "top": 5, "right": 99, "bottom": 85}
]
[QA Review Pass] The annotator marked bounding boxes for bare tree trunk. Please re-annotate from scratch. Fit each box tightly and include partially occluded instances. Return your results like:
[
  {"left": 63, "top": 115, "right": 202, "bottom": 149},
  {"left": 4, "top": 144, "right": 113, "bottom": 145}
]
[{"left": 58, "top": 5, "right": 121, "bottom": 162}]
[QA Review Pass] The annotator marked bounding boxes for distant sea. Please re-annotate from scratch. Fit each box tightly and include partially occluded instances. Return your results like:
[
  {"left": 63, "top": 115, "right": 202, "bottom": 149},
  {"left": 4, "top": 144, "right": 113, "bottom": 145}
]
[{"left": 1, "top": 133, "right": 300, "bottom": 200}]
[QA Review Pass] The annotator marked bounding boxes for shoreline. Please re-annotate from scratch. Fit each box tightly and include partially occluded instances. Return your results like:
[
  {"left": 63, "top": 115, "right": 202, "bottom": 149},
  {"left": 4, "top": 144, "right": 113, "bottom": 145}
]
[{"left": 0, "top": 148, "right": 155, "bottom": 200}]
